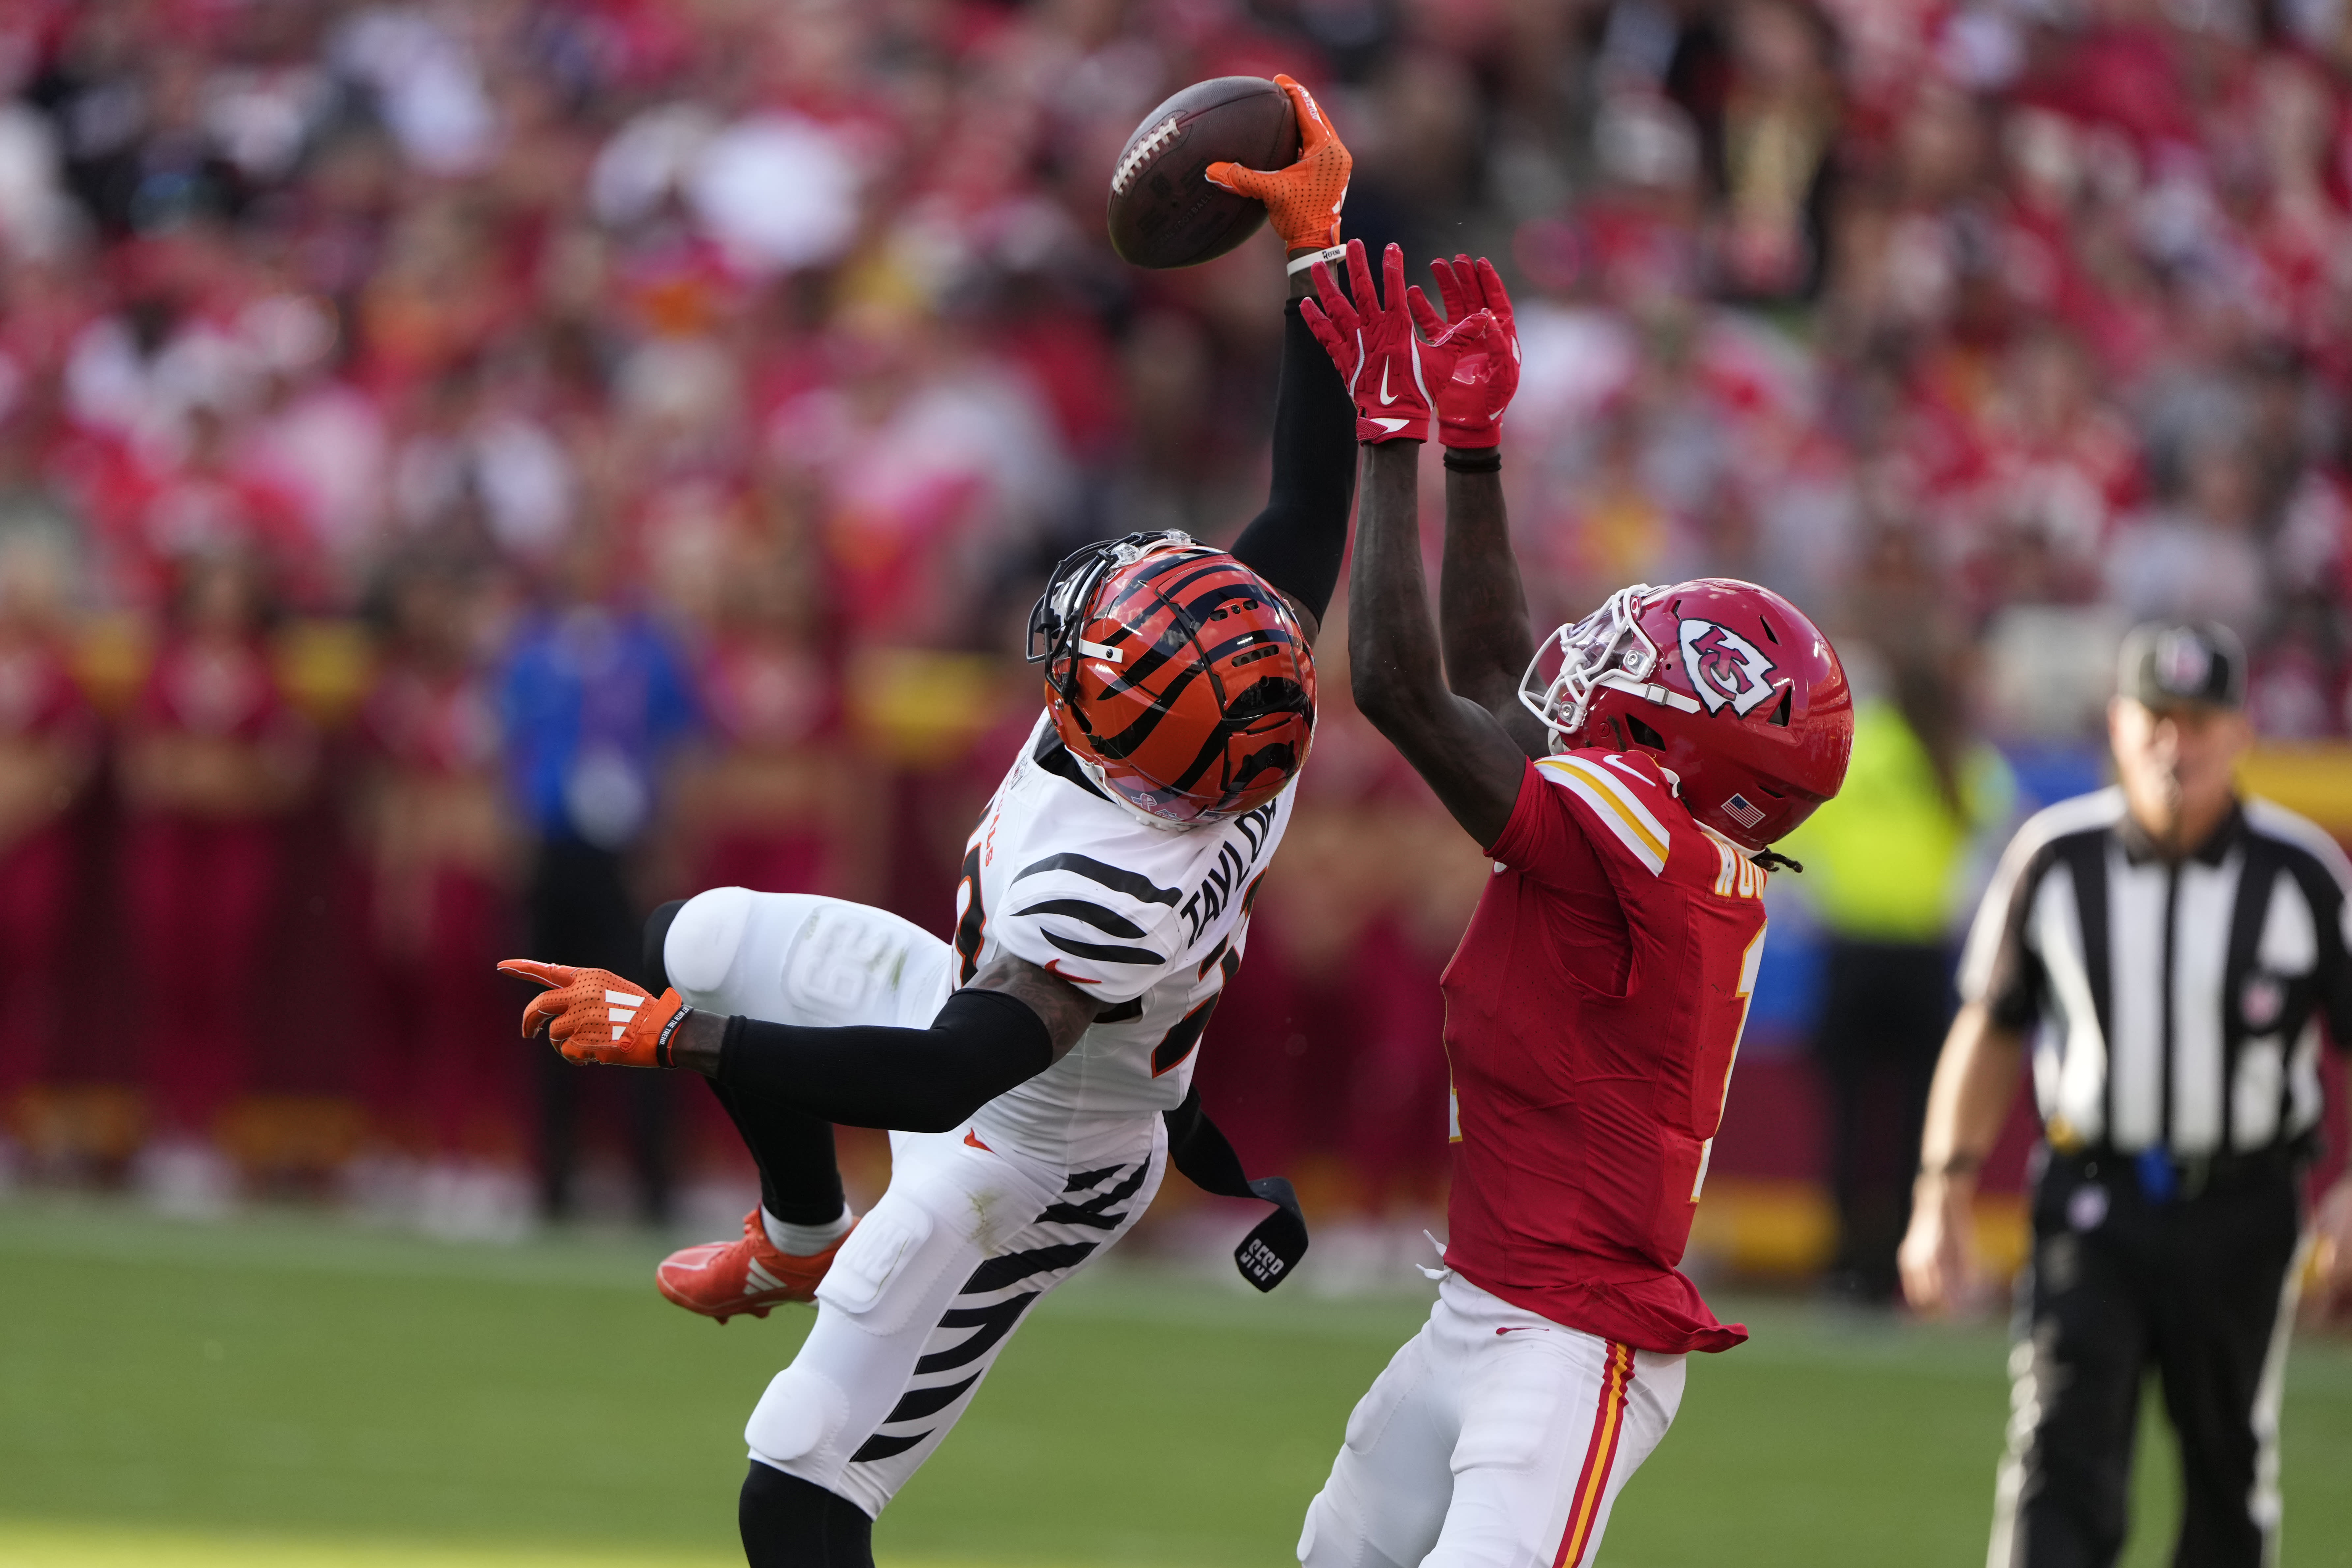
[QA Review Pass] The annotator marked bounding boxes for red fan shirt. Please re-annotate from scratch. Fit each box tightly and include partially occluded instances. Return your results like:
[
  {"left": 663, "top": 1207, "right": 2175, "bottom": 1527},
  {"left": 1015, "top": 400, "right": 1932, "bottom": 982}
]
[{"left": 1440, "top": 750, "right": 1771, "bottom": 1355}]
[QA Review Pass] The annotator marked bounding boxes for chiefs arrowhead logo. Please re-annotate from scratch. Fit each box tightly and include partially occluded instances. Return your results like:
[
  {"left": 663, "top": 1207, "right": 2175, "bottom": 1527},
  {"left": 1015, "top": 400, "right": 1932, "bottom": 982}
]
[{"left": 1678, "top": 618, "right": 1780, "bottom": 717}]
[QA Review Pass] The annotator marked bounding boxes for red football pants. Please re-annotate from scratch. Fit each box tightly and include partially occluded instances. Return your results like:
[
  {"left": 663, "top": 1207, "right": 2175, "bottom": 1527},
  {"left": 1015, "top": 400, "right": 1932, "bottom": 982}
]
[{"left": 126, "top": 816, "right": 280, "bottom": 1135}]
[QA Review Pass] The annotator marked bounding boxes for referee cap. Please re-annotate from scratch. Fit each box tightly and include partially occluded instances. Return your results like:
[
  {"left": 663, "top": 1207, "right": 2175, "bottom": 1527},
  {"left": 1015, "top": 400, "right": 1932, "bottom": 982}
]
[{"left": 2116, "top": 621, "right": 2245, "bottom": 711}]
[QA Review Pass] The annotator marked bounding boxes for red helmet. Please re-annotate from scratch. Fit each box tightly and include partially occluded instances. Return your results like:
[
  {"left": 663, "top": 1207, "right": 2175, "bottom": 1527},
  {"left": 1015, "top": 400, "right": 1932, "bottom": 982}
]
[
  {"left": 1028, "top": 532, "right": 1316, "bottom": 828},
  {"left": 1520, "top": 579, "right": 1852, "bottom": 850}
]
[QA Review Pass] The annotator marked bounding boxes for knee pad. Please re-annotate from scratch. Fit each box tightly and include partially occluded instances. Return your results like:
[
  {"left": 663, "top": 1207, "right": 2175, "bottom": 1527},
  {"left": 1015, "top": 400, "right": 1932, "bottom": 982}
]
[
  {"left": 664, "top": 887, "right": 754, "bottom": 1007},
  {"left": 1298, "top": 1486, "right": 1407, "bottom": 1568},
  {"left": 740, "top": 1461, "right": 873, "bottom": 1568},
  {"left": 745, "top": 1364, "right": 851, "bottom": 1467},
  {"left": 780, "top": 902, "right": 931, "bottom": 1028},
  {"left": 643, "top": 900, "right": 685, "bottom": 993}
]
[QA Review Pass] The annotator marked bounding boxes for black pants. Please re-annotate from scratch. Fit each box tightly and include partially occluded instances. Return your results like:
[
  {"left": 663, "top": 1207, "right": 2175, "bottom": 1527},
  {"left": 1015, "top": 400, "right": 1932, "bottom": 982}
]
[
  {"left": 1812, "top": 939, "right": 1952, "bottom": 1300},
  {"left": 1997, "top": 1151, "right": 2305, "bottom": 1568},
  {"left": 526, "top": 837, "right": 671, "bottom": 1223}
]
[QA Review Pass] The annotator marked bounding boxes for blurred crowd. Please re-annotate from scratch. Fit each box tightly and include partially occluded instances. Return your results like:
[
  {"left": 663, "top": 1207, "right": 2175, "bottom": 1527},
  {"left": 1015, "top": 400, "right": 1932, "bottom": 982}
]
[{"left": 0, "top": 0, "right": 2344, "bottom": 1247}]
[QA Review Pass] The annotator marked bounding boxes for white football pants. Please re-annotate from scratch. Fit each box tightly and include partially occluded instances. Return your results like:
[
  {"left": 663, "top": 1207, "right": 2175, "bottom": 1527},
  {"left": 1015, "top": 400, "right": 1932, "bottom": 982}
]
[
  {"left": 663, "top": 888, "right": 1168, "bottom": 1519},
  {"left": 1299, "top": 1272, "right": 1686, "bottom": 1568}
]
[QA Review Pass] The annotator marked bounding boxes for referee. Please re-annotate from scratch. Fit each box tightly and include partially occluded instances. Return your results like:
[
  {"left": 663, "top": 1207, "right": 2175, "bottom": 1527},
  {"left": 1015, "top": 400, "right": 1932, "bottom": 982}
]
[{"left": 1899, "top": 621, "right": 2352, "bottom": 1568}]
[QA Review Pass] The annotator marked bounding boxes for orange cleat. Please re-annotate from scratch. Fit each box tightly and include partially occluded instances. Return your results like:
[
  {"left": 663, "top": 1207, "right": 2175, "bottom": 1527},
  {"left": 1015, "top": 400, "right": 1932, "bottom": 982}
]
[{"left": 656, "top": 1209, "right": 856, "bottom": 1324}]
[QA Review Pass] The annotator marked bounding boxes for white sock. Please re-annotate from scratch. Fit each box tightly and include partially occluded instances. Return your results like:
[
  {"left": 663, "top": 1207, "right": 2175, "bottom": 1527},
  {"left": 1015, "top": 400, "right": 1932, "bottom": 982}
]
[{"left": 762, "top": 1204, "right": 853, "bottom": 1256}]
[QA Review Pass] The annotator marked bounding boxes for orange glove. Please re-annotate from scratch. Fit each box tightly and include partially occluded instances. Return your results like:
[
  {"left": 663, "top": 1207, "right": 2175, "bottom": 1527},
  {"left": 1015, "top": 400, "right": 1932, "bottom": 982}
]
[
  {"left": 1204, "top": 74, "right": 1351, "bottom": 252},
  {"left": 499, "top": 959, "right": 692, "bottom": 1068}
]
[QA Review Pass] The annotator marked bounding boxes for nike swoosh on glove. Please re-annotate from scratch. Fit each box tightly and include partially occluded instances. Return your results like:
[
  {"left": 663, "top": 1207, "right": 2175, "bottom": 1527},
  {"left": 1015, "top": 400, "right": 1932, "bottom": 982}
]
[
  {"left": 1299, "top": 239, "right": 1497, "bottom": 445},
  {"left": 1204, "top": 74, "right": 1351, "bottom": 252},
  {"left": 500, "top": 959, "right": 692, "bottom": 1068},
  {"left": 1407, "top": 253, "right": 1520, "bottom": 449}
]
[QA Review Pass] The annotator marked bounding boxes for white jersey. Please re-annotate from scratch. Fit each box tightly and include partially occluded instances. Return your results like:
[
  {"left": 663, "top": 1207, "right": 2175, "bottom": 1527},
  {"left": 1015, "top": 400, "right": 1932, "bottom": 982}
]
[{"left": 949, "top": 712, "right": 1295, "bottom": 1150}]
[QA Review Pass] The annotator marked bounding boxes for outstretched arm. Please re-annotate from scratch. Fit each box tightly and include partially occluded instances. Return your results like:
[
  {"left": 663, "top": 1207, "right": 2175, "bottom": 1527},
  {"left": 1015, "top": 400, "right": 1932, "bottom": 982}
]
[
  {"left": 1439, "top": 463, "right": 1549, "bottom": 760},
  {"left": 1216, "top": 74, "right": 1359, "bottom": 637},
  {"left": 1349, "top": 441, "right": 1533, "bottom": 849},
  {"left": 500, "top": 954, "right": 1098, "bottom": 1133},
  {"left": 1411, "top": 253, "right": 1548, "bottom": 759},
  {"left": 1225, "top": 297, "right": 1357, "bottom": 640},
  {"left": 1301, "top": 240, "right": 1530, "bottom": 846}
]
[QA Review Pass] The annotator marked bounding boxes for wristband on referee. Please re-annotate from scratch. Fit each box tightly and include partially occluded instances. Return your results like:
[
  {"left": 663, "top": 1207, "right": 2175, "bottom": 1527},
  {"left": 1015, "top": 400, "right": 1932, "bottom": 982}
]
[
  {"left": 1285, "top": 242, "right": 1347, "bottom": 277},
  {"left": 1442, "top": 446, "right": 1502, "bottom": 474}
]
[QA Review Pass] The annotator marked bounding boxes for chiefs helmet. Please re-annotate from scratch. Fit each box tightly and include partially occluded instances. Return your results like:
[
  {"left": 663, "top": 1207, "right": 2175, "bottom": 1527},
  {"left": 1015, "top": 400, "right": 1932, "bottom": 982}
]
[
  {"left": 1028, "top": 532, "right": 1316, "bottom": 828},
  {"left": 1520, "top": 579, "right": 1852, "bottom": 850}
]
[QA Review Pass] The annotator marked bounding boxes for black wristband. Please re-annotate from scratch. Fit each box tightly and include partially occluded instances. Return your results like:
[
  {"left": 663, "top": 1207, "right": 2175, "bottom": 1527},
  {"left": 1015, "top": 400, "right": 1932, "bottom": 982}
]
[
  {"left": 654, "top": 1002, "right": 694, "bottom": 1069},
  {"left": 1443, "top": 446, "right": 1502, "bottom": 473},
  {"left": 1921, "top": 1153, "right": 1984, "bottom": 1180}
]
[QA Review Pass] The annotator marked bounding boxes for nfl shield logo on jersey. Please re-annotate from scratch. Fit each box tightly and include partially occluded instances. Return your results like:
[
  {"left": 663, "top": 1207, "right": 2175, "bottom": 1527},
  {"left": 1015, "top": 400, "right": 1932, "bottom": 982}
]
[{"left": 2241, "top": 971, "right": 2285, "bottom": 1031}]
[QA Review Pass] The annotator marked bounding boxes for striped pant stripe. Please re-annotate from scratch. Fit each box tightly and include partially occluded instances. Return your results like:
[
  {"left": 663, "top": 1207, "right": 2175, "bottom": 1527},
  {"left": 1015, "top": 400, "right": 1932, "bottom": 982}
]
[
  {"left": 2251, "top": 1233, "right": 2313, "bottom": 1568},
  {"left": 1552, "top": 1339, "right": 1636, "bottom": 1568}
]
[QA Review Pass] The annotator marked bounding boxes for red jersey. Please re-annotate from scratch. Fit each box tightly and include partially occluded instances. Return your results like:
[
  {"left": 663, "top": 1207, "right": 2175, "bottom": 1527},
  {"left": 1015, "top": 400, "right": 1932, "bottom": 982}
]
[{"left": 1441, "top": 750, "right": 1770, "bottom": 1355}]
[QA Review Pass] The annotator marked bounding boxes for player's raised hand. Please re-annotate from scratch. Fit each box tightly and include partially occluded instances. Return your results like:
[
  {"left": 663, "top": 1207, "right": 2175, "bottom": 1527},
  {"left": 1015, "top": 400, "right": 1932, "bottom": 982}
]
[
  {"left": 499, "top": 959, "right": 692, "bottom": 1069},
  {"left": 1300, "top": 239, "right": 1496, "bottom": 444},
  {"left": 1406, "top": 254, "right": 1520, "bottom": 449},
  {"left": 1203, "top": 73, "right": 1351, "bottom": 252}
]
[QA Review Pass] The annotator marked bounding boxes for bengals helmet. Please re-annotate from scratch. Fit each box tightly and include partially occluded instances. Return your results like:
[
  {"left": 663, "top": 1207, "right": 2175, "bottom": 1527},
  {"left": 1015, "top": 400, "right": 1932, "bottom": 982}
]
[
  {"left": 1028, "top": 532, "right": 1316, "bottom": 828},
  {"left": 1520, "top": 579, "right": 1852, "bottom": 850}
]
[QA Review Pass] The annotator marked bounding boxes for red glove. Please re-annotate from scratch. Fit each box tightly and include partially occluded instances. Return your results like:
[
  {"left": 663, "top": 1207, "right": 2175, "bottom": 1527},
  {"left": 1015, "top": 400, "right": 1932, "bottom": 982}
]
[
  {"left": 1299, "top": 239, "right": 1496, "bottom": 444},
  {"left": 500, "top": 959, "right": 692, "bottom": 1068},
  {"left": 1407, "top": 254, "right": 1520, "bottom": 449},
  {"left": 1204, "top": 74, "right": 1351, "bottom": 251}
]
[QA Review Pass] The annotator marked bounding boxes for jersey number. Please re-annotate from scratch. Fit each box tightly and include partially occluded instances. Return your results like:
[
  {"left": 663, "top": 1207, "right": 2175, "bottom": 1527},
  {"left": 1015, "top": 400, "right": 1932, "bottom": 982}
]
[
  {"left": 1690, "top": 924, "right": 1766, "bottom": 1204},
  {"left": 1150, "top": 877, "right": 1261, "bottom": 1076}
]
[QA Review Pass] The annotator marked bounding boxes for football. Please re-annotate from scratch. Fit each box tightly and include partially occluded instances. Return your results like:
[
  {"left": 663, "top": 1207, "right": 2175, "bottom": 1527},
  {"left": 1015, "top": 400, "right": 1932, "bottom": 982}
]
[{"left": 1106, "top": 76, "right": 1300, "bottom": 269}]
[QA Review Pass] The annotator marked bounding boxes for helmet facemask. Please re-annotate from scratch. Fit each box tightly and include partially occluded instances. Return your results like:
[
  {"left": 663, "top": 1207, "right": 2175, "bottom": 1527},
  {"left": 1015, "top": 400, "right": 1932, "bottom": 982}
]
[
  {"left": 1027, "top": 530, "right": 1197, "bottom": 714},
  {"left": 1518, "top": 583, "right": 1699, "bottom": 750}
]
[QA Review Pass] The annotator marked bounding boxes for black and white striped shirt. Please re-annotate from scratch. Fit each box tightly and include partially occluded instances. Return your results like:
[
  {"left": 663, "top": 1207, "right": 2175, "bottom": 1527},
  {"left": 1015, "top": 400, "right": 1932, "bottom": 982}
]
[{"left": 1959, "top": 788, "right": 2352, "bottom": 1157}]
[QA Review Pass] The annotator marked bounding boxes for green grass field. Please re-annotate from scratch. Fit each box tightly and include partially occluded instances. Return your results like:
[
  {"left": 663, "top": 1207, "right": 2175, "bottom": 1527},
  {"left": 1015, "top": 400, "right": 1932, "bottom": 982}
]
[{"left": 1, "top": 1199, "right": 2347, "bottom": 1567}]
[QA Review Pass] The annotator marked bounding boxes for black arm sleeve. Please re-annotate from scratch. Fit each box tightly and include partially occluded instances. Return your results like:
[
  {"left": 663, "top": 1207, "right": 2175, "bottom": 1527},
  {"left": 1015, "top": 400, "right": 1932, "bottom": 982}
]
[
  {"left": 1227, "top": 299, "right": 1358, "bottom": 624},
  {"left": 715, "top": 988, "right": 1053, "bottom": 1133}
]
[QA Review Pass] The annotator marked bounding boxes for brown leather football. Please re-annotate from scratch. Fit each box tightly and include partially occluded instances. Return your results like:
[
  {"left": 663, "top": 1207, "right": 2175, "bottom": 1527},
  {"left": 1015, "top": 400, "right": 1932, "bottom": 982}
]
[{"left": 1106, "top": 77, "right": 1300, "bottom": 269}]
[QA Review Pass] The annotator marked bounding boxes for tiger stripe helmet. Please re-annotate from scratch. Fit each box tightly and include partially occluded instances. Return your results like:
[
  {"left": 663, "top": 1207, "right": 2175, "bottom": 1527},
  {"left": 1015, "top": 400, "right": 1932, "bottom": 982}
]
[{"left": 1027, "top": 532, "right": 1316, "bottom": 828}]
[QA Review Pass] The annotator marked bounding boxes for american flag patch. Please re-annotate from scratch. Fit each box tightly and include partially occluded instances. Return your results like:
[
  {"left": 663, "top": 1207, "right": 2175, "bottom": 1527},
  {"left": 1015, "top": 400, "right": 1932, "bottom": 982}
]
[{"left": 1722, "top": 793, "right": 1766, "bottom": 830}]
